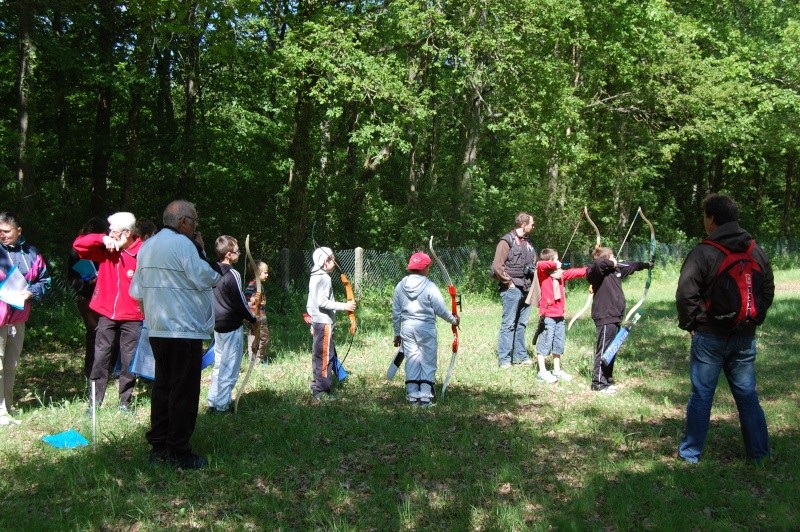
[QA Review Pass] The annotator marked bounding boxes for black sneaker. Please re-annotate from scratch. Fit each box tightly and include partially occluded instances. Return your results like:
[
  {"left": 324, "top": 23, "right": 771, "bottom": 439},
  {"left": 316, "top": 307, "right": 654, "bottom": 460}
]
[
  {"left": 207, "top": 406, "right": 233, "bottom": 414},
  {"left": 149, "top": 446, "right": 169, "bottom": 464},
  {"left": 171, "top": 453, "right": 209, "bottom": 470}
]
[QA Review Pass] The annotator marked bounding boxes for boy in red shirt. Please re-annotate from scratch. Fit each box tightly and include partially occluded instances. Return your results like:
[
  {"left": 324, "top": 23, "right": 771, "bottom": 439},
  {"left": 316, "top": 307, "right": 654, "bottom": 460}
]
[{"left": 534, "top": 248, "right": 587, "bottom": 383}]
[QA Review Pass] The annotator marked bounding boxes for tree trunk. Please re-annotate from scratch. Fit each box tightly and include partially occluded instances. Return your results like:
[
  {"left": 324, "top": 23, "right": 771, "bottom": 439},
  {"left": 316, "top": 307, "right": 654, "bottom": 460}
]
[
  {"left": 286, "top": 80, "right": 315, "bottom": 249},
  {"left": 156, "top": 47, "right": 177, "bottom": 161},
  {"left": 52, "top": 9, "right": 68, "bottom": 189},
  {"left": 783, "top": 153, "right": 794, "bottom": 239},
  {"left": 458, "top": 81, "right": 482, "bottom": 218},
  {"left": 179, "top": 2, "right": 202, "bottom": 193},
  {"left": 15, "top": 0, "right": 34, "bottom": 215},
  {"left": 89, "top": 0, "right": 115, "bottom": 216}
]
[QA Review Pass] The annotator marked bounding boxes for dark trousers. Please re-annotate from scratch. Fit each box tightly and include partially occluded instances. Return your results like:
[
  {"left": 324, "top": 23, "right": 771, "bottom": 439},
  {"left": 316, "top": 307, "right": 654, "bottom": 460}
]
[
  {"left": 310, "top": 322, "right": 335, "bottom": 395},
  {"left": 147, "top": 337, "right": 202, "bottom": 457},
  {"left": 76, "top": 297, "right": 104, "bottom": 380},
  {"left": 90, "top": 316, "right": 140, "bottom": 407},
  {"left": 593, "top": 323, "right": 620, "bottom": 389}
]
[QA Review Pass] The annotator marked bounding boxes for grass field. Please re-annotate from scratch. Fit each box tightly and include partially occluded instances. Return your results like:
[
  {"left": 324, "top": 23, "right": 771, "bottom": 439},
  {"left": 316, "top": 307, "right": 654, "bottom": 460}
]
[{"left": 2, "top": 266, "right": 799, "bottom": 530}]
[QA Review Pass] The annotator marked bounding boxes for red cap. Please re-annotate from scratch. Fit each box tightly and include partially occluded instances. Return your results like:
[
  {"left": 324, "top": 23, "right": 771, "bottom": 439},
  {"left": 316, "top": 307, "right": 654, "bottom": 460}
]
[{"left": 407, "top": 252, "right": 432, "bottom": 271}]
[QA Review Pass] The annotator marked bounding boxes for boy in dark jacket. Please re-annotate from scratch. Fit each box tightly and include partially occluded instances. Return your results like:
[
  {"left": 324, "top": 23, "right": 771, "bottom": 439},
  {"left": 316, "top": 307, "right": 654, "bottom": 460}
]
[
  {"left": 207, "top": 236, "right": 256, "bottom": 413},
  {"left": 587, "top": 246, "right": 652, "bottom": 393}
]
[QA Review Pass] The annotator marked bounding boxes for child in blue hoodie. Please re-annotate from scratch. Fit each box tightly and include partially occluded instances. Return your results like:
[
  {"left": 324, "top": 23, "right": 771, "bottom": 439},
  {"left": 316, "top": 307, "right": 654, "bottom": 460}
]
[{"left": 391, "top": 252, "right": 459, "bottom": 407}]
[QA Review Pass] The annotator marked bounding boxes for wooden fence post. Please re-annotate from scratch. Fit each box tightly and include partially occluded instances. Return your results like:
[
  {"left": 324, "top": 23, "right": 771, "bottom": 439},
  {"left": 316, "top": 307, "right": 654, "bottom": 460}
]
[{"left": 354, "top": 246, "right": 363, "bottom": 296}]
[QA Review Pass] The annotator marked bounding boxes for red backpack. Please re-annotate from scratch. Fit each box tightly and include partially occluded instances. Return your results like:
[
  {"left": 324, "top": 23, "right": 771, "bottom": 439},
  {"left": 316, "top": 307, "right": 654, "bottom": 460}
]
[{"left": 701, "top": 239, "right": 766, "bottom": 329}]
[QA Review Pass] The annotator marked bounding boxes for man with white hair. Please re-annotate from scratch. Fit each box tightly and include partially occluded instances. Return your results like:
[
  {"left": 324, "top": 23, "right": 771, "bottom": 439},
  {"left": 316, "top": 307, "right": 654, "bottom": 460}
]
[{"left": 73, "top": 211, "right": 144, "bottom": 411}]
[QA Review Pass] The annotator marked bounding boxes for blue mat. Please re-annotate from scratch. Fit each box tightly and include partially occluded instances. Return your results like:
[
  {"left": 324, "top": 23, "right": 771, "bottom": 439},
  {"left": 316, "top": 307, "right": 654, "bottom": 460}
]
[{"left": 42, "top": 429, "right": 89, "bottom": 449}]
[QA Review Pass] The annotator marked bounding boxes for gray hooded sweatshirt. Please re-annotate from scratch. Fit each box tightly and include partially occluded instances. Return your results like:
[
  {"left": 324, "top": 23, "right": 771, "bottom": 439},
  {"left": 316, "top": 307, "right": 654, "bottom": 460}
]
[{"left": 392, "top": 274, "right": 457, "bottom": 335}]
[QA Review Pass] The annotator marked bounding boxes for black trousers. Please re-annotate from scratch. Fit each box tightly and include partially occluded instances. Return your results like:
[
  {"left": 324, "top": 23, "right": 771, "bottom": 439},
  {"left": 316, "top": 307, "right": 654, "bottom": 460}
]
[
  {"left": 90, "top": 316, "right": 140, "bottom": 407},
  {"left": 146, "top": 337, "right": 202, "bottom": 457},
  {"left": 593, "top": 323, "right": 620, "bottom": 389}
]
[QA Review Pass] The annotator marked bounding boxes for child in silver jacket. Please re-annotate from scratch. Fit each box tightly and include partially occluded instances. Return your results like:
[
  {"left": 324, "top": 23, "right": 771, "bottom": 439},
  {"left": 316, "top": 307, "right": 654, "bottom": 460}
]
[{"left": 392, "top": 252, "right": 459, "bottom": 406}]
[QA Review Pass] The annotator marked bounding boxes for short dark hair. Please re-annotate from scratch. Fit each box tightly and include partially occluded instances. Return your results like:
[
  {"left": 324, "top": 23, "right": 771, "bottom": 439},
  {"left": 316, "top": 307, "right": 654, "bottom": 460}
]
[
  {"left": 135, "top": 218, "right": 157, "bottom": 240},
  {"left": 515, "top": 212, "right": 533, "bottom": 228},
  {"left": 702, "top": 193, "right": 739, "bottom": 225},
  {"left": 81, "top": 217, "right": 109, "bottom": 235},
  {"left": 215, "top": 235, "right": 238, "bottom": 260}
]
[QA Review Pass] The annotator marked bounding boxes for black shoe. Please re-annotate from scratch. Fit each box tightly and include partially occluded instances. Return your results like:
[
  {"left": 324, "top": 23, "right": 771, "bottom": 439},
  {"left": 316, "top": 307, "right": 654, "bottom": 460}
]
[
  {"left": 171, "top": 453, "right": 208, "bottom": 470},
  {"left": 149, "top": 446, "right": 169, "bottom": 464},
  {"left": 207, "top": 406, "right": 233, "bottom": 414}
]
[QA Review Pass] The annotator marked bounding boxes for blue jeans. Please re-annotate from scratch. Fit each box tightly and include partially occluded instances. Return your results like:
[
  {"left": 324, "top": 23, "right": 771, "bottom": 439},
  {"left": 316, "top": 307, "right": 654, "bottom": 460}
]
[
  {"left": 497, "top": 286, "right": 532, "bottom": 365},
  {"left": 207, "top": 327, "right": 244, "bottom": 411},
  {"left": 678, "top": 331, "right": 769, "bottom": 463},
  {"left": 536, "top": 317, "right": 565, "bottom": 356}
]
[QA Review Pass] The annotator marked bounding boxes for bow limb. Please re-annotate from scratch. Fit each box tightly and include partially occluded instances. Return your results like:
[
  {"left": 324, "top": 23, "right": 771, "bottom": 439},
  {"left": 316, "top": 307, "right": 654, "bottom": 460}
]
[
  {"left": 234, "top": 234, "right": 262, "bottom": 412},
  {"left": 429, "top": 236, "right": 459, "bottom": 399},
  {"left": 567, "top": 207, "right": 601, "bottom": 330},
  {"left": 340, "top": 272, "right": 356, "bottom": 336},
  {"left": 624, "top": 208, "right": 656, "bottom": 322}
]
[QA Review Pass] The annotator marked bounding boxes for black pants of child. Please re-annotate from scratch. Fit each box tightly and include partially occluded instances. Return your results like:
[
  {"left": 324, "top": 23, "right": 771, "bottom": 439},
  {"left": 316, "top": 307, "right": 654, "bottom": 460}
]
[{"left": 593, "top": 323, "right": 619, "bottom": 390}]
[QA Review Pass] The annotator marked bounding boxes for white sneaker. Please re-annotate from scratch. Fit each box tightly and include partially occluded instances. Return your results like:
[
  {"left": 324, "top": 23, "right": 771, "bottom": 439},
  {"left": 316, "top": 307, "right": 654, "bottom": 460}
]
[
  {"left": 537, "top": 371, "right": 558, "bottom": 383},
  {"left": 0, "top": 414, "right": 20, "bottom": 426},
  {"left": 552, "top": 370, "right": 573, "bottom": 381}
]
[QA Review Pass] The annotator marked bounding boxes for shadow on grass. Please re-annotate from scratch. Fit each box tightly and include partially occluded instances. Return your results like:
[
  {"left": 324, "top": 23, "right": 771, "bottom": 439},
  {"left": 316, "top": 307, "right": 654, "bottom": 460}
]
[
  {"left": 3, "top": 376, "right": 799, "bottom": 530},
  {"left": 4, "top": 292, "right": 799, "bottom": 529}
]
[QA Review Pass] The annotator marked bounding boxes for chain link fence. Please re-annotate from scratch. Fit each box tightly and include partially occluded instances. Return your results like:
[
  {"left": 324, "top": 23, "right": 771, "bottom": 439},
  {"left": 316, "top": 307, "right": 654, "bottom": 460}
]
[{"left": 252, "top": 238, "right": 800, "bottom": 299}]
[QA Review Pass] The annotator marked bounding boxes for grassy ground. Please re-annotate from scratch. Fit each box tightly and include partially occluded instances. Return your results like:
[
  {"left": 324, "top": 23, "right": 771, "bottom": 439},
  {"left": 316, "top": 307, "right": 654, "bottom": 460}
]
[{"left": 2, "top": 267, "right": 799, "bottom": 530}]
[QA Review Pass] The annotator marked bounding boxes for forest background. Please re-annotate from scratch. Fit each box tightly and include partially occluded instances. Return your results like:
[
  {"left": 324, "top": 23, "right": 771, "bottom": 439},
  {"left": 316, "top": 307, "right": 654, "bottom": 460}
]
[{"left": 1, "top": 0, "right": 799, "bottom": 261}]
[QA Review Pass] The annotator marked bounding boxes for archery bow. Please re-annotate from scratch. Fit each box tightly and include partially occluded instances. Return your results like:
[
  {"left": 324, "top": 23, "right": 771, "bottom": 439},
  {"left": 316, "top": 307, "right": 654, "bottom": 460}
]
[
  {"left": 621, "top": 207, "right": 656, "bottom": 323},
  {"left": 567, "top": 207, "right": 601, "bottom": 330},
  {"left": 429, "top": 235, "right": 460, "bottom": 400},
  {"left": 234, "top": 234, "right": 262, "bottom": 413}
]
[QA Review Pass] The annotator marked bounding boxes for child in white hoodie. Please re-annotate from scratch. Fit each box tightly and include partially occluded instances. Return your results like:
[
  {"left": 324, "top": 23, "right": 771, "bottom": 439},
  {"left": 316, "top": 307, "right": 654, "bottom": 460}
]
[
  {"left": 391, "top": 252, "right": 459, "bottom": 407},
  {"left": 307, "top": 247, "right": 356, "bottom": 401}
]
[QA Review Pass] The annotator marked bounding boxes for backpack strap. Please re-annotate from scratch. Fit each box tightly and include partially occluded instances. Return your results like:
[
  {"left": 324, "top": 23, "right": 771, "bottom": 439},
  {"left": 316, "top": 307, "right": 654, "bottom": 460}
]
[
  {"left": 701, "top": 239, "right": 755, "bottom": 257},
  {"left": 700, "top": 239, "right": 731, "bottom": 256}
]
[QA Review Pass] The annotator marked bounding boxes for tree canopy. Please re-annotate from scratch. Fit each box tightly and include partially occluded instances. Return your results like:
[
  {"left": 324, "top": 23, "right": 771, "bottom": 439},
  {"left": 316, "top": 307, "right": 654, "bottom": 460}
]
[{"left": 1, "top": 0, "right": 798, "bottom": 254}]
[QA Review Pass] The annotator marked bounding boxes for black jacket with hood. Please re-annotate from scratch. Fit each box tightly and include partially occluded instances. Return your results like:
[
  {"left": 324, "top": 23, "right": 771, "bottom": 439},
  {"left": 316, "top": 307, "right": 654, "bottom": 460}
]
[{"left": 675, "top": 221, "right": 775, "bottom": 336}]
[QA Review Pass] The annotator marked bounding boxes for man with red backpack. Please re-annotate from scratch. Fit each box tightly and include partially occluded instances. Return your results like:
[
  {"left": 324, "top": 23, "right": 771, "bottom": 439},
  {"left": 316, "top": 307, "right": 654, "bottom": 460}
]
[{"left": 676, "top": 193, "right": 774, "bottom": 464}]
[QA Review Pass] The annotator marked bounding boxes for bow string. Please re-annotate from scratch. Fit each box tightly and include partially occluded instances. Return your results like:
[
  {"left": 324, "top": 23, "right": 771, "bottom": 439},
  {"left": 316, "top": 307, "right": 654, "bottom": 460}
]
[
  {"left": 234, "top": 234, "right": 262, "bottom": 412},
  {"left": 429, "top": 235, "right": 460, "bottom": 399},
  {"left": 619, "top": 207, "right": 656, "bottom": 322},
  {"left": 567, "top": 207, "right": 601, "bottom": 330}
]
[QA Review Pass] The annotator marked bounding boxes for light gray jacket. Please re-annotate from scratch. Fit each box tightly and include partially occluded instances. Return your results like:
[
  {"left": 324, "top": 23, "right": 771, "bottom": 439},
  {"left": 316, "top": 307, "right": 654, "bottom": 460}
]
[{"left": 129, "top": 228, "right": 221, "bottom": 339}]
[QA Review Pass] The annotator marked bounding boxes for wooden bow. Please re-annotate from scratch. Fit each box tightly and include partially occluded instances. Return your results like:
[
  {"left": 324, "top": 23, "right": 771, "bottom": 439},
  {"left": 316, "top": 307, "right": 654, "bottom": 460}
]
[
  {"left": 567, "top": 207, "right": 601, "bottom": 330},
  {"left": 332, "top": 256, "right": 357, "bottom": 364},
  {"left": 234, "top": 234, "right": 262, "bottom": 412},
  {"left": 429, "top": 235, "right": 459, "bottom": 399}
]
